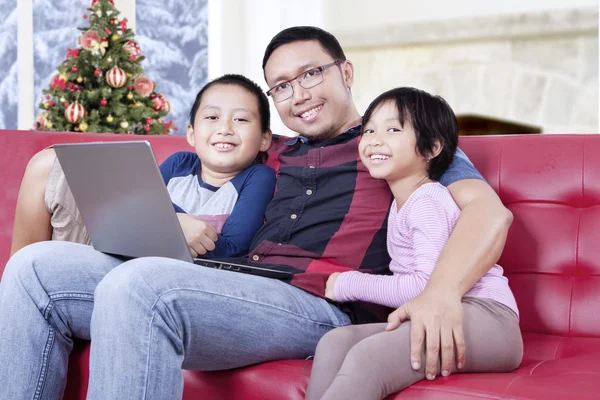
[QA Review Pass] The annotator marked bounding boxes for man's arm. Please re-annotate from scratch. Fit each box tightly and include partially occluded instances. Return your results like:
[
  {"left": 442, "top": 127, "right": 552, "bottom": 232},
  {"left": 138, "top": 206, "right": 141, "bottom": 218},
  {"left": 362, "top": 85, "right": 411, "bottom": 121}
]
[{"left": 393, "top": 151, "right": 513, "bottom": 380}]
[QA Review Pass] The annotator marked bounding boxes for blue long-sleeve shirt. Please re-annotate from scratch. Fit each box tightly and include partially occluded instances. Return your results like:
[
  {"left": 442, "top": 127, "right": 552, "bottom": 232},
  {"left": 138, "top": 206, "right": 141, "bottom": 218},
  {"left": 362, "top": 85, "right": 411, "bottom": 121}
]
[{"left": 159, "top": 151, "right": 276, "bottom": 258}]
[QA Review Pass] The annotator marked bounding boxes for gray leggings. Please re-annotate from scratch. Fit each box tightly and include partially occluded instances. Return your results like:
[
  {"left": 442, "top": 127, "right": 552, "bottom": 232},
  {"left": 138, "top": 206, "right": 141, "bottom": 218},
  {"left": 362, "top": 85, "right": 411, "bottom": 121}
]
[{"left": 306, "top": 297, "right": 523, "bottom": 400}]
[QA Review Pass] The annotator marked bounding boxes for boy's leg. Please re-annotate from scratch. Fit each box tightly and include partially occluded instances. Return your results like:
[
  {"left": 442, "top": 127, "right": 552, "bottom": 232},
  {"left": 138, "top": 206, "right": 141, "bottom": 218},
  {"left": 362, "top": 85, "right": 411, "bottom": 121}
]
[
  {"left": 0, "top": 241, "right": 124, "bottom": 400},
  {"left": 87, "top": 257, "right": 351, "bottom": 400},
  {"left": 319, "top": 297, "right": 522, "bottom": 400},
  {"left": 305, "top": 323, "right": 385, "bottom": 400}
]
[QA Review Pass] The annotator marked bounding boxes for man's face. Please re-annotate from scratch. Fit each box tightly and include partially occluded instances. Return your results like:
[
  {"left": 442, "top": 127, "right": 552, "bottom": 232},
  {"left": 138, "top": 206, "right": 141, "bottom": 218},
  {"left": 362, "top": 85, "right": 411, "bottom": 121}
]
[{"left": 264, "top": 40, "right": 356, "bottom": 140}]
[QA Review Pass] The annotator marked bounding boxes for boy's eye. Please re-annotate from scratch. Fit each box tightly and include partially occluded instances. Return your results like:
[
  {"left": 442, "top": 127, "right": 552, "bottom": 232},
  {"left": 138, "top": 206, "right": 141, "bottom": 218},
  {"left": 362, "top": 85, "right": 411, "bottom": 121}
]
[
  {"left": 235, "top": 118, "right": 248, "bottom": 122},
  {"left": 205, "top": 115, "right": 218, "bottom": 120},
  {"left": 387, "top": 127, "right": 401, "bottom": 133}
]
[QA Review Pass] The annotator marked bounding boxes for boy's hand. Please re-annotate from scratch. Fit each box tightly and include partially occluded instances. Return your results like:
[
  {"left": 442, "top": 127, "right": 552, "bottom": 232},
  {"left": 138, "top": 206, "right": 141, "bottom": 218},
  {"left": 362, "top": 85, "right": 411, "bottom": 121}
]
[
  {"left": 325, "top": 272, "right": 341, "bottom": 300},
  {"left": 176, "top": 213, "right": 218, "bottom": 257}
]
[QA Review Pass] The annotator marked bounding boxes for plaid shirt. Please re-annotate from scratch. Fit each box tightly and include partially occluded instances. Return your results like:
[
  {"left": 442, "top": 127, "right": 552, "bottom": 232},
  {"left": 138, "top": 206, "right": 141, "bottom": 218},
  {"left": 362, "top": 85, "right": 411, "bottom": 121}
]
[{"left": 247, "top": 125, "right": 483, "bottom": 323}]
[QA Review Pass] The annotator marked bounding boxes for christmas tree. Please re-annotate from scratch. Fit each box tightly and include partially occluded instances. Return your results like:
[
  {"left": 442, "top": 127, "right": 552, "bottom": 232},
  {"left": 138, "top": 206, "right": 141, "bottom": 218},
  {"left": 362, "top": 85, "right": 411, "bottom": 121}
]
[{"left": 35, "top": 0, "right": 176, "bottom": 135}]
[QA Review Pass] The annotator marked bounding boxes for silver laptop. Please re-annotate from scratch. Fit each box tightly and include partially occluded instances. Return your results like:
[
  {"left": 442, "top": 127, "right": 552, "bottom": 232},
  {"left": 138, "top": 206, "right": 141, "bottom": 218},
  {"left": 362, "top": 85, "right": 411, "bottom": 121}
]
[{"left": 53, "top": 141, "right": 292, "bottom": 280}]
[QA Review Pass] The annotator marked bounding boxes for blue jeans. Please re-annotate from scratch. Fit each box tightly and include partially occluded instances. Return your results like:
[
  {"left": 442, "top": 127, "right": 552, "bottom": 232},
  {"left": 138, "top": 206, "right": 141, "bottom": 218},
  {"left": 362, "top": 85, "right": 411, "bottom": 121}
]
[{"left": 0, "top": 241, "right": 350, "bottom": 400}]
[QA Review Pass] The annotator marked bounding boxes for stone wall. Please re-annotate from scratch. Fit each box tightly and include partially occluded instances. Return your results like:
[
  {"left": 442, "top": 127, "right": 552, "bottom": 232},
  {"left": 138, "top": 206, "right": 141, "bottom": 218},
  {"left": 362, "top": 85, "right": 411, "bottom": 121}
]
[{"left": 336, "top": 8, "right": 598, "bottom": 133}]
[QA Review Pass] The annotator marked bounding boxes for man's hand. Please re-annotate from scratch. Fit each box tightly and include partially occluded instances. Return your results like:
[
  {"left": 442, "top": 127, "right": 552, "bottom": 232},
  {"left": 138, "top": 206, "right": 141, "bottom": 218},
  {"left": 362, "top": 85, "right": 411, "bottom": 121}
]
[
  {"left": 385, "top": 287, "right": 465, "bottom": 380},
  {"left": 324, "top": 272, "right": 341, "bottom": 300},
  {"left": 176, "top": 213, "right": 218, "bottom": 257}
]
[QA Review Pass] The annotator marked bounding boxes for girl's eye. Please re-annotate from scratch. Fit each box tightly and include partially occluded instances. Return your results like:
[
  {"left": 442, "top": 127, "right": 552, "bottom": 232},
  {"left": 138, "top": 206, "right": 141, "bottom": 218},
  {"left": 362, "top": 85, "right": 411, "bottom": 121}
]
[
  {"left": 235, "top": 118, "right": 248, "bottom": 122},
  {"left": 205, "top": 115, "right": 217, "bottom": 120},
  {"left": 387, "top": 128, "right": 401, "bottom": 133},
  {"left": 362, "top": 129, "right": 374, "bottom": 135}
]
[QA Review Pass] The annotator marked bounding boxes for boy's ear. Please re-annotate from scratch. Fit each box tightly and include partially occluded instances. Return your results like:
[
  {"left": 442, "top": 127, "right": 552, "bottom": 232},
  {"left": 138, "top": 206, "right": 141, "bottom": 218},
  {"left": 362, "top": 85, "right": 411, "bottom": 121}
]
[
  {"left": 186, "top": 124, "right": 195, "bottom": 147},
  {"left": 260, "top": 129, "right": 273, "bottom": 152}
]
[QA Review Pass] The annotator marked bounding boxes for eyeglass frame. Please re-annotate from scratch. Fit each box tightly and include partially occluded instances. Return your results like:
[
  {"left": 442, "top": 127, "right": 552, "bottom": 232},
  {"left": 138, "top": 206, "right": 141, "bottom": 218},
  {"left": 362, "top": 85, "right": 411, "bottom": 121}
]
[{"left": 266, "top": 60, "right": 344, "bottom": 103}]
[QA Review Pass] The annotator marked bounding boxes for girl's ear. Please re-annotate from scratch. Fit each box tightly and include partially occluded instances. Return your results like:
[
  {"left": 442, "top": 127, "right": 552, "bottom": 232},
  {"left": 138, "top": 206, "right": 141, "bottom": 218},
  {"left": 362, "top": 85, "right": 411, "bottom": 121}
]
[
  {"left": 430, "top": 139, "right": 443, "bottom": 159},
  {"left": 260, "top": 129, "right": 273, "bottom": 152},
  {"left": 186, "top": 124, "right": 195, "bottom": 147}
]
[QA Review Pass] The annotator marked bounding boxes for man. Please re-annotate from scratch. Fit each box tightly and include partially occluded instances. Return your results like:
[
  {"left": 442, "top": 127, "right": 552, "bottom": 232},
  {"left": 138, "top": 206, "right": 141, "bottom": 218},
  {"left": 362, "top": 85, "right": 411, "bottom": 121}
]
[{"left": 0, "top": 26, "right": 511, "bottom": 399}]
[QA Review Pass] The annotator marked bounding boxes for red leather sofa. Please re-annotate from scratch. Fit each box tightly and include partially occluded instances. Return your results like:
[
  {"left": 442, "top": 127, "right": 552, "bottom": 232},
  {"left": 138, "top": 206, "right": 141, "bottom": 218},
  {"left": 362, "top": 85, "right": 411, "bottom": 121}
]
[{"left": 1, "top": 130, "right": 599, "bottom": 399}]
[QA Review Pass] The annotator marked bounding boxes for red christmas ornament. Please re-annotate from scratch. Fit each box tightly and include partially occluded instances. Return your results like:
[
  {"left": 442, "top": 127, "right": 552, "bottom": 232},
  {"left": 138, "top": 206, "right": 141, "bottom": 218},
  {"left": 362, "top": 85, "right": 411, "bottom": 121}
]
[
  {"left": 91, "top": 0, "right": 114, "bottom": 7},
  {"left": 83, "top": 14, "right": 87, "bottom": 19},
  {"left": 128, "top": 85, "right": 134, "bottom": 91},
  {"left": 80, "top": 31, "right": 101, "bottom": 50},
  {"left": 150, "top": 94, "right": 165, "bottom": 112},
  {"left": 100, "top": 98, "right": 108, "bottom": 106},
  {"left": 144, "top": 125, "right": 150, "bottom": 132},
  {"left": 47, "top": 101, "right": 55, "bottom": 108},
  {"left": 45, "top": 95, "right": 50, "bottom": 100},
  {"left": 65, "top": 102, "right": 85, "bottom": 123},
  {"left": 104, "top": 28, "right": 111, "bottom": 34},
  {"left": 133, "top": 76, "right": 154, "bottom": 97},
  {"left": 94, "top": 69, "right": 102, "bottom": 77},
  {"left": 109, "top": 19, "right": 116, "bottom": 24},
  {"left": 123, "top": 41, "right": 141, "bottom": 61},
  {"left": 145, "top": 118, "right": 153, "bottom": 125},
  {"left": 71, "top": 66, "right": 78, "bottom": 73},
  {"left": 106, "top": 66, "right": 127, "bottom": 88},
  {"left": 84, "top": 110, "right": 89, "bottom": 116}
]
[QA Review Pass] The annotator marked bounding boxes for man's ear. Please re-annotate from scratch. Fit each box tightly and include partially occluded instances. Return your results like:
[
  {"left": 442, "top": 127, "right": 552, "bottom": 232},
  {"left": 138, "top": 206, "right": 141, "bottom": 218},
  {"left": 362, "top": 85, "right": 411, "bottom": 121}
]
[
  {"left": 260, "top": 129, "right": 273, "bottom": 152},
  {"left": 341, "top": 60, "right": 355, "bottom": 90},
  {"left": 186, "top": 124, "right": 195, "bottom": 147}
]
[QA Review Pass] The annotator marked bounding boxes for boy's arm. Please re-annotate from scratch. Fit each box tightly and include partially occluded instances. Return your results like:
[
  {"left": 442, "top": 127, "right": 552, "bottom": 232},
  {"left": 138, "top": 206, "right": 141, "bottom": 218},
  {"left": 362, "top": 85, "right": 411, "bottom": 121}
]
[
  {"left": 205, "top": 165, "right": 276, "bottom": 258},
  {"left": 395, "top": 149, "right": 512, "bottom": 380}
]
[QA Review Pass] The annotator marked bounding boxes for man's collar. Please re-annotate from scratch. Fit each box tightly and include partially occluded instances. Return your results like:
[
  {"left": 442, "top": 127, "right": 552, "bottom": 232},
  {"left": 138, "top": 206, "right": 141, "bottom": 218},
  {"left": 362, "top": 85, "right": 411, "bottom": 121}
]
[{"left": 284, "top": 123, "right": 363, "bottom": 146}]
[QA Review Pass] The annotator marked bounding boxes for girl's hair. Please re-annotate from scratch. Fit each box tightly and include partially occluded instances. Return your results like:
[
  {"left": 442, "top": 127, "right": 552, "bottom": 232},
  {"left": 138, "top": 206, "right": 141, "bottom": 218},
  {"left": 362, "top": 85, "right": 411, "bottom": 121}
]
[
  {"left": 188, "top": 74, "right": 271, "bottom": 163},
  {"left": 362, "top": 87, "right": 458, "bottom": 181}
]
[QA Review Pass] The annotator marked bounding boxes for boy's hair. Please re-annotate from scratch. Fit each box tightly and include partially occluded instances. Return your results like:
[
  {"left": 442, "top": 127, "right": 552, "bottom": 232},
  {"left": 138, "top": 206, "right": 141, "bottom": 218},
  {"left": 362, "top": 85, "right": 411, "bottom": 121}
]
[
  {"left": 262, "top": 26, "right": 346, "bottom": 72},
  {"left": 189, "top": 74, "right": 270, "bottom": 133},
  {"left": 362, "top": 87, "right": 458, "bottom": 181}
]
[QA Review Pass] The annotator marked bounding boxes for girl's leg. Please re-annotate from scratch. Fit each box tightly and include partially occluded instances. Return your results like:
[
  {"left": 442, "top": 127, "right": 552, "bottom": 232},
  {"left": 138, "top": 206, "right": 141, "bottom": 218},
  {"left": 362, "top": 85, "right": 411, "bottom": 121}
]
[
  {"left": 319, "top": 297, "right": 522, "bottom": 400},
  {"left": 305, "top": 323, "right": 385, "bottom": 400},
  {"left": 10, "top": 148, "right": 56, "bottom": 256}
]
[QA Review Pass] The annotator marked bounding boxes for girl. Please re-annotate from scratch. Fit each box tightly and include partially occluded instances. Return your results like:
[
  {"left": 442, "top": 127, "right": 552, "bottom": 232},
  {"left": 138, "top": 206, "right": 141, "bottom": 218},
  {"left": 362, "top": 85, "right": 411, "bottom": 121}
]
[
  {"left": 305, "top": 87, "right": 522, "bottom": 400},
  {"left": 11, "top": 74, "right": 275, "bottom": 259}
]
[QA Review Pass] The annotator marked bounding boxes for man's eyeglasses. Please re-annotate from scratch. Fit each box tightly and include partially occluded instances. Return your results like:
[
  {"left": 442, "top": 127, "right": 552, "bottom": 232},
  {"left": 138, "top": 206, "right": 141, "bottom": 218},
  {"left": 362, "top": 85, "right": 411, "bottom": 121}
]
[{"left": 266, "top": 60, "right": 344, "bottom": 103}]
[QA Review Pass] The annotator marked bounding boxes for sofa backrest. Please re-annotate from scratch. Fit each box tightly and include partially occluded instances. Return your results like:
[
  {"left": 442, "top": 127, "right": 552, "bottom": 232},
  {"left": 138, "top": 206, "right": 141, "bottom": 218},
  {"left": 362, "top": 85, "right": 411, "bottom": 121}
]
[
  {"left": 460, "top": 134, "right": 600, "bottom": 339},
  {"left": 0, "top": 130, "right": 190, "bottom": 270}
]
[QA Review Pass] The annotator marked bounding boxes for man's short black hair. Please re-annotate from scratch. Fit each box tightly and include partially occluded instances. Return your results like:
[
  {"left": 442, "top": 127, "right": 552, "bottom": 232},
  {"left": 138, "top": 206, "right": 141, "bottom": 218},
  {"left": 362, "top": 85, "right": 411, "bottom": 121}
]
[
  {"left": 189, "top": 74, "right": 270, "bottom": 134},
  {"left": 362, "top": 87, "right": 459, "bottom": 181},
  {"left": 262, "top": 26, "right": 346, "bottom": 72}
]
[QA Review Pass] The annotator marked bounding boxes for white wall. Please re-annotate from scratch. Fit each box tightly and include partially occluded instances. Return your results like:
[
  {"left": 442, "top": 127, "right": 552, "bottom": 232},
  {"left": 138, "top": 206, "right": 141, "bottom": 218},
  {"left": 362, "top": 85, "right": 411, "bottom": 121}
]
[{"left": 325, "top": 0, "right": 599, "bottom": 32}]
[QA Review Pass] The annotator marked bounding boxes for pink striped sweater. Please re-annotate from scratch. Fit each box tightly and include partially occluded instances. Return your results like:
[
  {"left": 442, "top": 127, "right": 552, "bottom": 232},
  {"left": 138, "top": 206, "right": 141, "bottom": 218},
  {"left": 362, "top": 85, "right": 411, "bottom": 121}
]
[{"left": 334, "top": 182, "right": 519, "bottom": 317}]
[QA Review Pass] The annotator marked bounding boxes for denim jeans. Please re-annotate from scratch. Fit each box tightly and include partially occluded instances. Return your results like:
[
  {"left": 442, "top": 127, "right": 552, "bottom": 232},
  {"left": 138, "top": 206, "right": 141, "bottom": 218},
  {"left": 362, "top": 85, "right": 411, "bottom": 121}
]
[{"left": 0, "top": 241, "right": 351, "bottom": 400}]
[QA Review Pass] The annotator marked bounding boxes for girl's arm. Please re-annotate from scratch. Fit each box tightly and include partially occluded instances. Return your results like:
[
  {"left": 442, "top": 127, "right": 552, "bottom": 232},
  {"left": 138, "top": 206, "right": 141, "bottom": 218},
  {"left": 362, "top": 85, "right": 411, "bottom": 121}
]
[{"left": 333, "top": 193, "right": 454, "bottom": 308}]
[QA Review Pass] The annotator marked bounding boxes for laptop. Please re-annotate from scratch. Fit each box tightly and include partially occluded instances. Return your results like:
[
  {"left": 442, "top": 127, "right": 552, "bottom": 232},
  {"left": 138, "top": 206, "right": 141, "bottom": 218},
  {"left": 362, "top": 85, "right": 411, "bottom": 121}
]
[{"left": 53, "top": 140, "right": 292, "bottom": 280}]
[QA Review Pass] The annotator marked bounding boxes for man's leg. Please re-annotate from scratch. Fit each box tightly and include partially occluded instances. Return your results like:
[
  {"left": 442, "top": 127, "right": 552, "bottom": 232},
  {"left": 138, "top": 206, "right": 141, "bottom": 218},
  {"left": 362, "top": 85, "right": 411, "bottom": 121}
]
[
  {"left": 0, "top": 241, "right": 124, "bottom": 400},
  {"left": 88, "top": 257, "right": 351, "bottom": 400}
]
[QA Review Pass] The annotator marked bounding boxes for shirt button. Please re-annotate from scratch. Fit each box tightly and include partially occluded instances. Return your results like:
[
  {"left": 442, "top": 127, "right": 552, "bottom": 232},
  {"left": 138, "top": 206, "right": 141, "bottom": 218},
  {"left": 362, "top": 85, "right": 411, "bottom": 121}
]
[
  {"left": 290, "top": 214, "right": 298, "bottom": 220},
  {"left": 252, "top": 255, "right": 260, "bottom": 261},
  {"left": 306, "top": 189, "right": 313, "bottom": 195}
]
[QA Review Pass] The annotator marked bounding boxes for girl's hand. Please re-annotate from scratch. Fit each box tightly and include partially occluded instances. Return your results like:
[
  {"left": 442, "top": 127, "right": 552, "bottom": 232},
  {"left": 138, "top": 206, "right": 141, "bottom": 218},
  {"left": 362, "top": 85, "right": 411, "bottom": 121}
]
[{"left": 325, "top": 272, "right": 341, "bottom": 300}]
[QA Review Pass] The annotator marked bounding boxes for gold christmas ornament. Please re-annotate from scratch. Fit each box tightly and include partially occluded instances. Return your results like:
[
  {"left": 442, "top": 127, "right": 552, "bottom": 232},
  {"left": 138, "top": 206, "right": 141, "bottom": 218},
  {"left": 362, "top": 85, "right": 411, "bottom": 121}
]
[
  {"left": 59, "top": 73, "right": 68, "bottom": 81},
  {"left": 46, "top": 121, "right": 53, "bottom": 129},
  {"left": 77, "top": 76, "right": 83, "bottom": 83},
  {"left": 106, "top": 115, "right": 114, "bottom": 123},
  {"left": 112, "top": 33, "right": 120, "bottom": 41},
  {"left": 60, "top": 97, "right": 66, "bottom": 102},
  {"left": 120, "top": 121, "right": 129, "bottom": 129},
  {"left": 127, "top": 92, "right": 134, "bottom": 100},
  {"left": 79, "top": 122, "right": 89, "bottom": 132}
]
